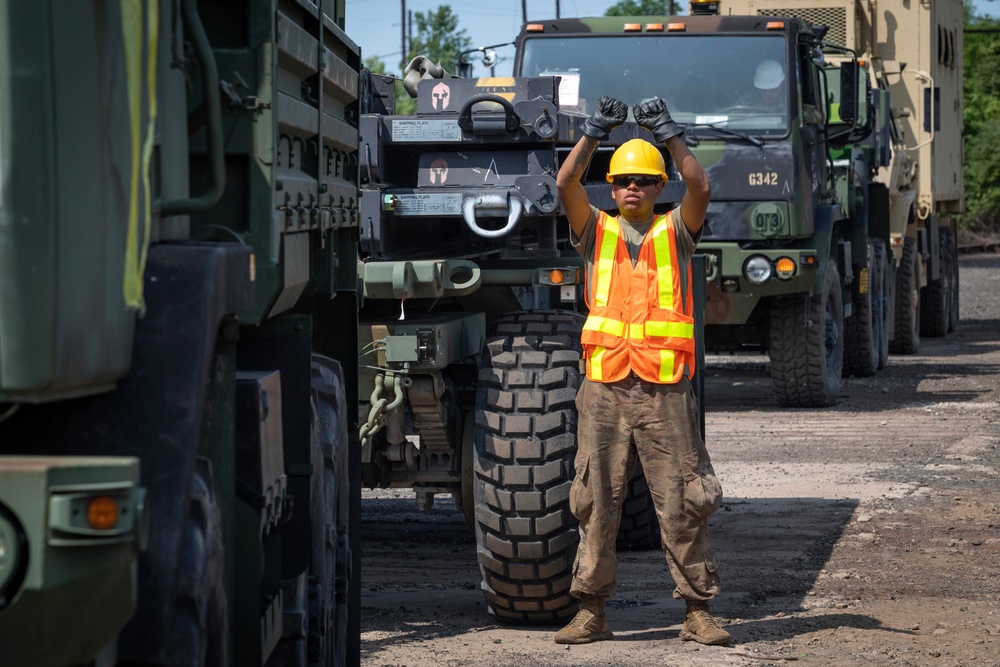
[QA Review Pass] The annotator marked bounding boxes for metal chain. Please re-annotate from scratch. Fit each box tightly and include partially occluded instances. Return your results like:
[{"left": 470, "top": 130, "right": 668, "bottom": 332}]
[{"left": 359, "top": 372, "right": 404, "bottom": 451}]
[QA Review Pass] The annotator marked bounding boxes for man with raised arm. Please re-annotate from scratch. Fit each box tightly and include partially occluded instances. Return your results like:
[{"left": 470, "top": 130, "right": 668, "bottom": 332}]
[{"left": 553, "top": 96, "right": 730, "bottom": 647}]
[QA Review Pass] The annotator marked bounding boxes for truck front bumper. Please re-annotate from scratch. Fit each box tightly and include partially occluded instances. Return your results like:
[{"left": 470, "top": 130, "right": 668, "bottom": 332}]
[{"left": 698, "top": 243, "right": 821, "bottom": 326}]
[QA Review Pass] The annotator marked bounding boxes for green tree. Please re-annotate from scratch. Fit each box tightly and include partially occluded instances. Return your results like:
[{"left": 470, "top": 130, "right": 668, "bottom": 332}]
[
  {"left": 963, "top": 1, "right": 1000, "bottom": 232},
  {"left": 385, "top": 4, "right": 472, "bottom": 115},
  {"left": 605, "top": 0, "right": 681, "bottom": 15},
  {"left": 364, "top": 55, "right": 386, "bottom": 75},
  {"left": 406, "top": 5, "right": 472, "bottom": 75}
]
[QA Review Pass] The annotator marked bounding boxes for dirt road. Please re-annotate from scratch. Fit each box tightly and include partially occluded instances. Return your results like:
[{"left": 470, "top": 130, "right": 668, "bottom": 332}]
[{"left": 360, "top": 252, "right": 1000, "bottom": 667}]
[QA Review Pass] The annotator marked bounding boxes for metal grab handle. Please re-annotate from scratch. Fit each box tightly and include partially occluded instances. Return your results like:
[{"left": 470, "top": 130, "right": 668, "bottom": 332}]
[
  {"left": 457, "top": 94, "right": 521, "bottom": 134},
  {"left": 462, "top": 193, "right": 523, "bottom": 239}
]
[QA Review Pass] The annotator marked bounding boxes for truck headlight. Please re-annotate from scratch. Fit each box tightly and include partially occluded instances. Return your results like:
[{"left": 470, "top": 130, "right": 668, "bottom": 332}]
[
  {"left": 743, "top": 255, "right": 774, "bottom": 285},
  {"left": 0, "top": 505, "right": 28, "bottom": 610}
]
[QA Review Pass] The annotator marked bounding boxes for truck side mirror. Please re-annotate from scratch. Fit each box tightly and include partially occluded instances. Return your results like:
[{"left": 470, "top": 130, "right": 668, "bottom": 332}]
[{"left": 838, "top": 62, "right": 857, "bottom": 125}]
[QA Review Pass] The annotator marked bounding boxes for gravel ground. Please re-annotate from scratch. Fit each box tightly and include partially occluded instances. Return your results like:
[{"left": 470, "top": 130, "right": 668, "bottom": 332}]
[{"left": 360, "top": 252, "right": 1000, "bottom": 667}]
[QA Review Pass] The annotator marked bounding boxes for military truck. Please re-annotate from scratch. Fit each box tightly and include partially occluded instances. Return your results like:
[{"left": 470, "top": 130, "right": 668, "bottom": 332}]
[
  {"left": 514, "top": 13, "right": 882, "bottom": 409},
  {"left": 710, "top": 0, "right": 963, "bottom": 356},
  {"left": 0, "top": 1, "right": 362, "bottom": 665}
]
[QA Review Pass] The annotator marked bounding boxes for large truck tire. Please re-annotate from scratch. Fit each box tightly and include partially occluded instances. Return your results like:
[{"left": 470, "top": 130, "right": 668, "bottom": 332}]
[
  {"left": 270, "top": 357, "right": 352, "bottom": 667},
  {"left": 844, "top": 241, "right": 881, "bottom": 377},
  {"left": 891, "top": 236, "right": 921, "bottom": 354},
  {"left": 616, "top": 464, "right": 662, "bottom": 551},
  {"left": 921, "top": 228, "right": 958, "bottom": 338},
  {"left": 873, "top": 238, "right": 891, "bottom": 369},
  {"left": 462, "top": 405, "right": 658, "bottom": 553},
  {"left": 310, "top": 356, "right": 353, "bottom": 667},
  {"left": 769, "top": 259, "right": 844, "bottom": 407},
  {"left": 473, "top": 310, "right": 583, "bottom": 623},
  {"left": 945, "top": 229, "right": 960, "bottom": 333},
  {"left": 168, "top": 459, "right": 229, "bottom": 667}
]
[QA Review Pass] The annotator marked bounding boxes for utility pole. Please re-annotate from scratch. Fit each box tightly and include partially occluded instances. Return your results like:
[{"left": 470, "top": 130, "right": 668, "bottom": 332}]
[
  {"left": 522, "top": 0, "right": 527, "bottom": 23},
  {"left": 400, "top": 0, "right": 406, "bottom": 70},
  {"left": 556, "top": 0, "right": 560, "bottom": 18}
]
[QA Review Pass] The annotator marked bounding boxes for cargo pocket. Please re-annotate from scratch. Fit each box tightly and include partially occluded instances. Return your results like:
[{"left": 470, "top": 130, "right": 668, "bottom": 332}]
[
  {"left": 575, "top": 378, "right": 589, "bottom": 411},
  {"left": 684, "top": 472, "right": 722, "bottom": 520},
  {"left": 569, "top": 454, "right": 593, "bottom": 523}
]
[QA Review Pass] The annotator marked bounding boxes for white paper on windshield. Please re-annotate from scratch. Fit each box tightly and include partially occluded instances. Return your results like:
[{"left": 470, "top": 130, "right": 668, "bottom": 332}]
[
  {"left": 696, "top": 115, "right": 729, "bottom": 125},
  {"left": 542, "top": 71, "right": 580, "bottom": 107}
]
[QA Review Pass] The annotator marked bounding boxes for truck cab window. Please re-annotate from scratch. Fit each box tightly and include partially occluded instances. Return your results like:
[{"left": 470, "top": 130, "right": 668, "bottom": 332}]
[{"left": 519, "top": 34, "right": 790, "bottom": 135}]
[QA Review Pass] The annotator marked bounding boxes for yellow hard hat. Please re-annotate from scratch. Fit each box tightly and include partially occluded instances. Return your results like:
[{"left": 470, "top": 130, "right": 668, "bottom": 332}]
[{"left": 605, "top": 139, "right": 667, "bottom": 183}]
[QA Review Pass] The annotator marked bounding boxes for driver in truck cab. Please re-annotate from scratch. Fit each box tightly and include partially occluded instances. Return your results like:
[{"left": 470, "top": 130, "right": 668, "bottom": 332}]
[
  {"left": 554, "top": 96, "right": 731, "bottom": 647},
  {"left": 736, "top": 58, "right": 787, "bottom": 111}
]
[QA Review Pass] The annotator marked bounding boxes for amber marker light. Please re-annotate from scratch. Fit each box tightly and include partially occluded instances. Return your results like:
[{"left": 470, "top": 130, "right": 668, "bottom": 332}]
[
  {"left": 667, "top": 22, "right": 686, "bottom": 31},
  {"left": 87, "top": 496, "right": 119, "bottom": 530},
  {"left": 624, "top": 23, "right": 642, "bottom": 31},
  {"left": 645, "top": 23, "right": 664, "bottom": 31},
  {"left": 549, "top": 269, "right": 565, "bottom": 284},
  {"left": 525, "top": 23, "right": 544, "bottom": 32},
  {"left": 775, "top": 257, "right": 797, "bottom": 280},
  {"left": 766, "top": 21, "right": 785, "bottom": 30}
]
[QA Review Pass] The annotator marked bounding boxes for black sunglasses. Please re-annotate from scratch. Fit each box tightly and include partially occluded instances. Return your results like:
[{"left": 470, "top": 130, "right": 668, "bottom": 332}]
[{"left": 612, "top": 175, "right": 661, "bottom": 188}]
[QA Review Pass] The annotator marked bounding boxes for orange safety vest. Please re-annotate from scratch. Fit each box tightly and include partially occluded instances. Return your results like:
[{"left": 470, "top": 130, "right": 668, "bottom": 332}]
[{"left": 581, "top": 210, "right": 696, "bottom": 384}]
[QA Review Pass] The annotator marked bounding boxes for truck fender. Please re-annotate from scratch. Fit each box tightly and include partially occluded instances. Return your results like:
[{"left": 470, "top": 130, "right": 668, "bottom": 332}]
[{"left": 812, "top": 203, "right": 844, "bottom": 291}]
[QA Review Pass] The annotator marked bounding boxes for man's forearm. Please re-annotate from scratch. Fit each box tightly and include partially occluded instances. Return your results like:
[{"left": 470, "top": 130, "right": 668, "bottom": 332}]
[
  {"left": 557, "top": 135, "right": 600, "bottom": 236},
  {"left": 664, "top": 136, "right": 709, "bottom": 192},
  {"left": 557, "top": 135, "right": 599, "bottom": 187}
]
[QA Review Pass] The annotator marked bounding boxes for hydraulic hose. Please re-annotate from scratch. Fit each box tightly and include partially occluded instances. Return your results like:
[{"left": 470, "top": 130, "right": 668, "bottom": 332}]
[{"left": 161, "top": 0, "right": 225, "bottom": 214}]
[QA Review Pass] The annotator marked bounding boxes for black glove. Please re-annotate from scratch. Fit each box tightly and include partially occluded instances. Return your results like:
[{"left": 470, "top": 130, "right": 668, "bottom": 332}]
[
  {"left": 633, "top": 97, "right": 683, "bottom": 142},
  {"left": 580, "top": 96, "right": 628, "bottom": 140}
]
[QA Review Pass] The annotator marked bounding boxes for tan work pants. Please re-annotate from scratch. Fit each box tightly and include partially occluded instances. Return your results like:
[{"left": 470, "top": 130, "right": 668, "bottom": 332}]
[{"left": 570, "top": 375, "right": 722, "bottom": 602}]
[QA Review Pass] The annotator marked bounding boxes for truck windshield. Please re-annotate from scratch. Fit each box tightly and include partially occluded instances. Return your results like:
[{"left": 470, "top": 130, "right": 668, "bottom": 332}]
[{"left": 518, "top": 34, "right": 789, "bottom": 135}]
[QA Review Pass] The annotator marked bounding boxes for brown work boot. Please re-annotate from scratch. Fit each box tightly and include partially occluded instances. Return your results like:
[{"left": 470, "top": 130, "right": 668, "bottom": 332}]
[
  {"left": 553, "top": 597, "right": 614, "bottom": 644},
  {"left": 680, "top": 601, "right": 732, "bottom": 645}
]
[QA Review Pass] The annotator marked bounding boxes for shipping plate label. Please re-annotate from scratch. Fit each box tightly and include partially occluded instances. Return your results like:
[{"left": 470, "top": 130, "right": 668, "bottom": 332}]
[
  {"left": 391, "top": 119, "right": 463, "bottom": 142},
  {"left": 392, "top": 193, "right": 463, "bottom": 216}
]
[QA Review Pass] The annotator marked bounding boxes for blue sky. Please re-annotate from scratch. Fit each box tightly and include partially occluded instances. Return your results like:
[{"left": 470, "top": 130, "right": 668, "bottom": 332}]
[
  {"left": 345, "top": 0, "right": 618, "bottom": 76},
  {"left": 345, "top": 0, "right": 1000, "bottom": 77}
]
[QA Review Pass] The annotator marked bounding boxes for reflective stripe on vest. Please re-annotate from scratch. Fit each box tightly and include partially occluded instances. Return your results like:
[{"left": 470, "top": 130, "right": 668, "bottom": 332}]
[
  {"left": 581, "top": 211, "right": 696, "bottom": 384},
  {"left": 594, "top": 220, "right": 618, "bottom": 308}
]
